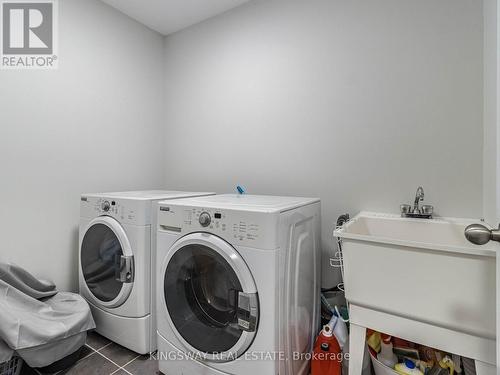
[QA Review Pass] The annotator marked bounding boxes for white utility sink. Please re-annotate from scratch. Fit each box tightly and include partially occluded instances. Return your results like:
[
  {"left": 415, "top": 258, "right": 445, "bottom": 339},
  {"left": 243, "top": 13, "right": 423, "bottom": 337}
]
[{"left": 334, "top": 212, "right": 497, "bottom": 375}]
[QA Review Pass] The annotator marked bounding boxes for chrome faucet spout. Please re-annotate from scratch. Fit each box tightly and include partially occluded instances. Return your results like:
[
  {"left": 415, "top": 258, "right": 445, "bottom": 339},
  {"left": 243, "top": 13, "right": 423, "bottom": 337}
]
[
  {"left": 413, "top": 186, "right": 424, "bottom": 213},
  {"left": 401, "top": 186, "right": 432, "bottom": 219}
]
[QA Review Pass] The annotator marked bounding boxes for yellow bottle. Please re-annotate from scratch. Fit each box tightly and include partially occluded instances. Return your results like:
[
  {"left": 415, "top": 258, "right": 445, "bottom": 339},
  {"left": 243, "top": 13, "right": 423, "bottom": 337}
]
[{"left": 439, "top": 356, "right": 455, "bottom": 375}]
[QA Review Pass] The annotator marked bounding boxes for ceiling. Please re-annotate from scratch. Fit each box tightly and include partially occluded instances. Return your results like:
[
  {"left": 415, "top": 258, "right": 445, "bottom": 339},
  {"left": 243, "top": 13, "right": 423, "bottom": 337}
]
[{"left": 101, "top": 0, "right": 250, "bottom": 36}]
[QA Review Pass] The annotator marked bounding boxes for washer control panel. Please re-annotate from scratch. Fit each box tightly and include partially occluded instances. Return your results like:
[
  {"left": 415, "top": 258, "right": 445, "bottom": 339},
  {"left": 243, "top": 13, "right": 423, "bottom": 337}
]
[{"left": 158, "top": 205, "right": 278, "bottom": 249}]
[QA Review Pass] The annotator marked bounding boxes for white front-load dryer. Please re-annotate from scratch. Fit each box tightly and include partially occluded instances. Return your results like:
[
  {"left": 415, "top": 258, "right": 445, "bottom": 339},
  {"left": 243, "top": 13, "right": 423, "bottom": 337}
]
[
  {"left": 78, "top": 190, "right": 214, "bottom": 354},
  {"left": 155, "top": 194, "right": 321, "bottom": 375}
]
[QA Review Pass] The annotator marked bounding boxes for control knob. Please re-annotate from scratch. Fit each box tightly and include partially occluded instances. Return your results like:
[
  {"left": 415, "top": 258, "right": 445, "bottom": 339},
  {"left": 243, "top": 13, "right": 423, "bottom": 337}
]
[
  {"left": 199, "top": 212, "right": 211, "bottom": 227},
  {"left": 102, "top": 201, "right": 111, "bottom": 212}
]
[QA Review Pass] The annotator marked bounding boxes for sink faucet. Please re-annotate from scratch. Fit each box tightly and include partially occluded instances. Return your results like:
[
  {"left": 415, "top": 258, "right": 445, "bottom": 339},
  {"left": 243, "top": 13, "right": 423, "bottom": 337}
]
[
  {"left": 400, "top": 186, "right": 433, "bottom": 219},
  {"left": 413, "top": 186, "right": 424, "bottom": 214}
]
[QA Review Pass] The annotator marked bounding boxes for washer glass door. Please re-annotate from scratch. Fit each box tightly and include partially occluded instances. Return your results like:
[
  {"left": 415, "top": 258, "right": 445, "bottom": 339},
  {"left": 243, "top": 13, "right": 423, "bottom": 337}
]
[
  {"left": 164, "top": 236, "right": 258, "bottom": 359},
  {"left": 81, "top": 218, "right": 133, "bottom": 306}
]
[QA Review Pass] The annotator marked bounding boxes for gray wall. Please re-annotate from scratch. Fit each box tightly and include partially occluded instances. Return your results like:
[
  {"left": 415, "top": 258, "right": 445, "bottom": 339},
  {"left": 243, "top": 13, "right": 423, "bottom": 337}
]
[
  {"left": 162, "top": 0, "right": 484, "bottom": 287},
  {"left": 0, "top": 0, "right": 485, "bottom": 291},
  {"left": 483, "top": 0, "right": 499, "bottom": 226},
  {"left": 0, "top": 0, "right": 165, "bottom": 291}
]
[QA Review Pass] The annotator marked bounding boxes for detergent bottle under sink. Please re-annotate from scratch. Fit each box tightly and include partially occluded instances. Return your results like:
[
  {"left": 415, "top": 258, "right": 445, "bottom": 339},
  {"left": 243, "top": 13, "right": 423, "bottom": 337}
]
[
  {"left": 395, "top": 359, "right": 424, "bottom": 375},
  {"left": 378, "top": 334, "right": 398, "bottom": 368},
  {"left": 311, "top": 313, "right": 347, "bottom": 375}
]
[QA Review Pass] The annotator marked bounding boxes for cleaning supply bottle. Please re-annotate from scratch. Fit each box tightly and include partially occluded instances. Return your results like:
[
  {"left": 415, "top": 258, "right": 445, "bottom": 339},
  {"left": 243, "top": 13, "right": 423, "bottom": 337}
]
[
  {"left": 330, "top": 311, "right": 348, "bottom": 350},
  {"left": 378, "top": 334, "right": 398, "bottom": 368},
  {"left": 395, "top": 359, "right": 424, "bottom": 375},
  {"left": 311, "top": 322, "right": 342, "bottom": 375},
  {"left": 366, "top": 330, "right": 381, "bottom": 353},
  {"left": 438, "top": 356, "right": 455, "bottom": 375},
  {"left": 451, "top": 355, "right": 462, "bottom": 374}
]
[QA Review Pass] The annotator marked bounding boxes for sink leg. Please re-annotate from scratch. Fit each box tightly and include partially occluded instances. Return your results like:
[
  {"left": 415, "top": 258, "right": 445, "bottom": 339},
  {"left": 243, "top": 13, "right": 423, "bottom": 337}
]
[
  {"left": 474, "top": 360, "right": 496, "bottom": 375},
  {"left": 349, "top": 323, "right": 367, "bottom": 375}
]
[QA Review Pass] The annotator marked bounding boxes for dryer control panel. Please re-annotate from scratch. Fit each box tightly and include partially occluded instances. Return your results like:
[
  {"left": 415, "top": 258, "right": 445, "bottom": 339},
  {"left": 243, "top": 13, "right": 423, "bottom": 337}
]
[
  {"left": 158, "top": 204, "right": 279, "bottom": 249},
  {"left": 80, "top": 196, "right": 152, "bottom": 225}
]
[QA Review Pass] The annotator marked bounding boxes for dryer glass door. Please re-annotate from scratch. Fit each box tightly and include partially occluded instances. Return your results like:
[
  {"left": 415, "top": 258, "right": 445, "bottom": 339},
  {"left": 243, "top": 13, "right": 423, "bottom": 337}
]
[
  {"left": 164, "top": 238, "right": 258, "bottom": 359},
  {"left": 81, "top": 222, "right": 128, "bottom": 303}
]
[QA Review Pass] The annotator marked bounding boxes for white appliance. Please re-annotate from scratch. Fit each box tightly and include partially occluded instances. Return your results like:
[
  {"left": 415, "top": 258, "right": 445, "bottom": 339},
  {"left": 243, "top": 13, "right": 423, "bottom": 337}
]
[
  {"left": 156, "top": 194, "right": 321, "bottom": 375},
  {"left": 79, "top": 190, "right": 214, "bottom": 354}
]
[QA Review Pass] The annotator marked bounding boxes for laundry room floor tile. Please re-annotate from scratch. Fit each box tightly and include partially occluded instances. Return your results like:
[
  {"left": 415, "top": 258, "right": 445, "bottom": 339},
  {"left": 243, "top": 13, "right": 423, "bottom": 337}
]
[
  {"left": 19, "top": 335, "right": 161, "bottom": 375},
  {"left": 109, "top": 370, "right": 130, "bottom": 375},
  {"left": 98, "top": 343, "right": 139, "bottom": 367},
  {"left": 78, "top": 345, "right": 94, "bottom": 360},
  {"left": 123, "top": 353, "right": 159, "bottom": 375},
  {"left": 85, "top": 331, "right": 111, "bottom": 351},
  {"left": 61, "top": 352, "right": 119, "bottom": 375}
]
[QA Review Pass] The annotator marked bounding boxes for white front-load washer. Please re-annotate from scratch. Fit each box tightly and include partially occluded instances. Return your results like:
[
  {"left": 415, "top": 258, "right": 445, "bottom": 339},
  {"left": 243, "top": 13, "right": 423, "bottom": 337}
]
[
  {"left": 78, "top": 190, "right": 214, "bottom": 354},
  {"left": 155, "top": 194, "right": 321, "bottom": 375}
]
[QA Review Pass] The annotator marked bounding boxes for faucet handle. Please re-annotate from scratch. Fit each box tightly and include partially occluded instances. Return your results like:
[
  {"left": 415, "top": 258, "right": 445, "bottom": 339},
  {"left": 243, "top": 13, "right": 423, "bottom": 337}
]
[
  {"left": 421, "top": 205, "right": 433, "bottom": 215},
  {"left": 400, "top": 204, "right": 411, "bottom": 215}
]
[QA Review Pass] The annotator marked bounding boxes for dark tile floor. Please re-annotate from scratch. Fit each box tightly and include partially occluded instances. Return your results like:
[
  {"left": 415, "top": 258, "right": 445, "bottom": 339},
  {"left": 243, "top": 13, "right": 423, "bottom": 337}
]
[{"left": 20, "top": 331, "right": 160, "bottom": 375}]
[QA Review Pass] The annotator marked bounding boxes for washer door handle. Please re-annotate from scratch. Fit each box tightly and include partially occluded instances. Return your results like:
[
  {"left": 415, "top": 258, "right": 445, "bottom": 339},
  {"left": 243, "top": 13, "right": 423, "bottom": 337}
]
[
  {"left": 237, "top": 292, "right": 258, "bottom": 332},
  {"left": 115, "top": 255, "right": 134, "bottom": 283}
]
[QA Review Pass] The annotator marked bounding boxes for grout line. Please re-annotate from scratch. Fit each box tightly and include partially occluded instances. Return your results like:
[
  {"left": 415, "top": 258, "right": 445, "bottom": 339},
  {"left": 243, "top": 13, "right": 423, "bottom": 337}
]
[
  {"left": 93, "top": 349, "right": 134, "bottom": 375},
  {"left": 79, "top": 350, "right": 97, "bottom": 363},
  {"left": 109, "top": 368, "right": 124, "bottom": 375},
  {"left": 105, "top": 353, "right": 139, "bottom": 375},
  {"left": 85, "top": 340, "right": 111, "bottom": 351},
  {"left": 109, "top": 364, "right": 134, "bottom": 375},
  {"left": 118, "top": 367, "right": 134, "bottom": 375},
  {"left": 81, "top": 345, "right": 97, "bottom": 357},
  {"left": 121, "top": 354, "right": 141, "bottom": 368},
  {"left": 95, "top": 342, "right": 113, "bottom": 352},
  {"left": 93, "top": 349, "right": 123, "bottom": 368}
]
